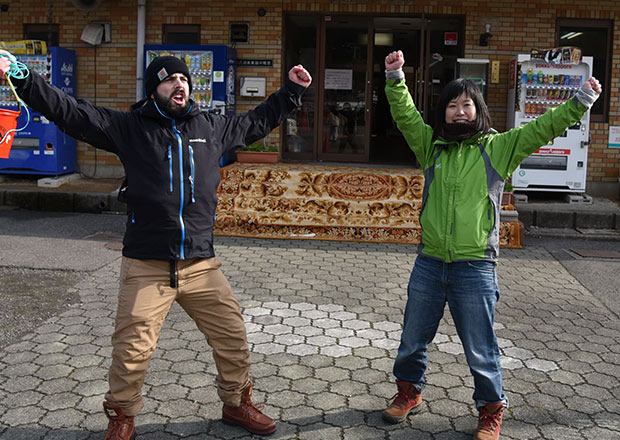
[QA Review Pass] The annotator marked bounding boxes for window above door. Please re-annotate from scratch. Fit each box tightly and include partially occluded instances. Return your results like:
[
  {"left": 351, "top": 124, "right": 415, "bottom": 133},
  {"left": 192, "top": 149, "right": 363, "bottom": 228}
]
[{"left": 557, "top": 19, "right": 612, "bottom": 122}]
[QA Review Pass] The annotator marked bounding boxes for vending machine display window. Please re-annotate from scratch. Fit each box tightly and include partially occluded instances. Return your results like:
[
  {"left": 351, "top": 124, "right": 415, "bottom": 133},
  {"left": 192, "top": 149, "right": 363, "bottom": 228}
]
[{"left": 144, "top": 44, "right": 236, "bottom": 116}]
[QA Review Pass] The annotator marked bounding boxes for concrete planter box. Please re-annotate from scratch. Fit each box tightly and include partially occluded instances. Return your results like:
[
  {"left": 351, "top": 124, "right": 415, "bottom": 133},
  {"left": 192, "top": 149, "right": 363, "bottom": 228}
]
[
  {"left": 235, "top": 151, "right": 279, "bottom": 164},
  {"left": 502, "top": 192, "right": 515, "bottom": 206}
]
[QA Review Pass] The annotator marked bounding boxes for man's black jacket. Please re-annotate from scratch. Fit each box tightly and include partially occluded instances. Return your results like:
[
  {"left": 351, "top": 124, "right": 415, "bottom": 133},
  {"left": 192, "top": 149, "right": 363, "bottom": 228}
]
[{"left": 15, "top": 71, "right": 305, "bottom": 260}]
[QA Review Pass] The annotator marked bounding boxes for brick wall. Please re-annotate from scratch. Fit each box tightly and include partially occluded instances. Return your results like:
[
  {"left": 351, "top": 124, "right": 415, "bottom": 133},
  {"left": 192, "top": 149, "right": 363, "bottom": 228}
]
[{"left": 1, "top": 0, "right": 618, "bottom": 191}]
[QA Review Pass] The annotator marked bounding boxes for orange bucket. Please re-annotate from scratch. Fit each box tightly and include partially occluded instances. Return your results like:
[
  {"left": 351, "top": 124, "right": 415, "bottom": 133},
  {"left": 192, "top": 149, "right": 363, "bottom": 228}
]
[{"left": 0, "top": 108, "right": 20, "bottom": 159}]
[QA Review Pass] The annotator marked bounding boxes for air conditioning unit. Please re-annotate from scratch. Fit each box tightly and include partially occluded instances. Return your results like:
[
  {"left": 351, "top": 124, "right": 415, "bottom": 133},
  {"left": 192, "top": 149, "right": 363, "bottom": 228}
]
[{"left": 80, "top": 22, "right": 111, "bottom": 45}]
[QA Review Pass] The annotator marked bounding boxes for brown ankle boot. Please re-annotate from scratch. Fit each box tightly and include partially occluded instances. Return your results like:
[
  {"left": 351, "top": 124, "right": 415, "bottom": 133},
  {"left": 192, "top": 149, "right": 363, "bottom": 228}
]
[
  {"left": 382, "top": 380, "right": 423, "bottom": 424},
  {"left": 474, "top": 403, "right": 505, "bottom": 440},
  {"left": 103, "top": 402, "right": 136, "bottom": 440},
  {"left": 222, "top": 382, "right": 276, "bottom": 436}
]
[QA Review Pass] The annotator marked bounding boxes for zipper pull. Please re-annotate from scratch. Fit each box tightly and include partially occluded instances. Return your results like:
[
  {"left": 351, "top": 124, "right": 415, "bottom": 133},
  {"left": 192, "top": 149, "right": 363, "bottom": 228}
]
[
  {"left": 189, "top": 145, "right": 196, "bottom": 203},
  {"left": 167, "top": 145, "right": 173, "bottom": 192}
]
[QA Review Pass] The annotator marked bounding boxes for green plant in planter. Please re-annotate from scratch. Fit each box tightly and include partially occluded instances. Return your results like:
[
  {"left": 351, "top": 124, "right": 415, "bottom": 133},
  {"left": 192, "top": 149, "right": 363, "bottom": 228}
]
[
  {"left": 238, "top": 140, "right": 278, "bottom": 152},
  {"left": 504, "top": 180, "right": 514, "bottom": 192}
]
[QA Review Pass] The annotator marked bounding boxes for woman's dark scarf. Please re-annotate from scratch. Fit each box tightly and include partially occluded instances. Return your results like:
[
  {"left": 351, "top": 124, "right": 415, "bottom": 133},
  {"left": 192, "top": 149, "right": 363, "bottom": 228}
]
[{"left": 441, "top": 121, "right": 479, "bottom": 141}]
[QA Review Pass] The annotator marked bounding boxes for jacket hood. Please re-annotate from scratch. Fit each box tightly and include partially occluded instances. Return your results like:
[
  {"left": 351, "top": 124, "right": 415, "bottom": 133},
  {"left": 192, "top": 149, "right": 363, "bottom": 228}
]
[{"left": 130, "top": 97, "right": 201, "bottom": 120}]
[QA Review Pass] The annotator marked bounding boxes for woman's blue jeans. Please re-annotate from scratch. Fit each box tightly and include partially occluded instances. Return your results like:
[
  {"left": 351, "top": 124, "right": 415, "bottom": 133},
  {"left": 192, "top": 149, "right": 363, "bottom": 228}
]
[{"left": 393, "top": 255, "right": 507, "bottom": 408}]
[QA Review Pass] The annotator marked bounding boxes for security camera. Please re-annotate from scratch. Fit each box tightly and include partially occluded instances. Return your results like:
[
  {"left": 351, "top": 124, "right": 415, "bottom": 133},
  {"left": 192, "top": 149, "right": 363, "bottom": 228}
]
[{"left": 479, "top": 32, "right": 492, "bottom": 46}]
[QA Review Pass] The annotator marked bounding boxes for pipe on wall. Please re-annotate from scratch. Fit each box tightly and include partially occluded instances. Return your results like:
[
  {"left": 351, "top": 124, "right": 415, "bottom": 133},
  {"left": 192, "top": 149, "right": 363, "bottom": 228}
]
[{"left": 136, "top": 0, "right": 146, "bottom": 101}]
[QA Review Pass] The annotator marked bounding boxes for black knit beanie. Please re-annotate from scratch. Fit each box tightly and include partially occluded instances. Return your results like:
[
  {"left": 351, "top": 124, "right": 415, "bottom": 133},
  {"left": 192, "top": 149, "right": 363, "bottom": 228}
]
[{"left": 145, "top": 56, "right": 192, "bottom": 97}]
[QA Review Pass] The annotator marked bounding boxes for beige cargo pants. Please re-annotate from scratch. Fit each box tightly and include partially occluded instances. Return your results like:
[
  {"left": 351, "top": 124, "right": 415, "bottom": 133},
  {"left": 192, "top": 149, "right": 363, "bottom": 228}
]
[{"left": 104, "top": 256, "right": 251, "bottom": 416}]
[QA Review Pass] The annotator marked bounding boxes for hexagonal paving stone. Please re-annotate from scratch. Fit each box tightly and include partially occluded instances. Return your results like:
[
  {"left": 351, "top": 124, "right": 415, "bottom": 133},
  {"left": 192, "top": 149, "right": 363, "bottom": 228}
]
[
  {"left": 330, "top": 379, "right": 368, "bottom": 398},
  {"left": 501, "top": 356, "right": 525, "bottom": 370},
  {"left": 324, "top": 327, "right": 354, "bottom": 338},
  {"left": 339, "top": 337, "right": 369, "bottom": 348},
  {"left": 39, "top": 408, "right": 86, "bottom": 429},
  {"left": 0, "top": 405, "right": 46, "bottom": 427},
  {"left": 286, "top": 344, "right": 319, "bottom": 356},
  {"left": 372, "top": 338, "right": 400, "bottom": 350},
  {"left": 282, "top": 405, "right": 322, "bottom": 426},
  {"left": 313, "top": 318, "right": 341, "bottom": 330},
  {"left": 321, "top": 345, "right": 352, "bottom": 358},
  {"left": 39, "top": 392, "right": 81, "bottom": 411},
  {"left": 524, "top": 358, "right": 558, "bottom": 372},
  {"left": 306, "top": 391, "right": 346, "bottom": 410},
  {"left": 294, "top": 326, "right": 323, "bottom": 337},
  {"left": 253, "top": 342, "right": 286, "bottom": 355},
  {"left": 341, "top": 319, "right": 371, "bottom": 330},
  {"left": 373, "top": 321, "right": 402, "bottom": 332},
  {"left": 243, "top": 306, "right": 272, "bottom": 317},
  {"left": 263, "top": 324, "right": 293, "bottom": 335},
  {"left": 265, "top": 390, "right": 305, "bottom": 409}
]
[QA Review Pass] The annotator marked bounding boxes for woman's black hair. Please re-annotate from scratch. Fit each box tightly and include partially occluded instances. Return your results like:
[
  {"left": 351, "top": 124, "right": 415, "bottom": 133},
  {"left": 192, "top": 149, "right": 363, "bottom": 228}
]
[{"left": 432, "top": 78, "right": 492, "bottom": 140}]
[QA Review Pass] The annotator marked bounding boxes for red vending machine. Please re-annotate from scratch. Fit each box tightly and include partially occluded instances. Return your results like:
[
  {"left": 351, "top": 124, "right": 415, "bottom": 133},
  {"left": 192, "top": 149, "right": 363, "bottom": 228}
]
[{"left": 506, "top": 51, "right": 592, "bottom": 193}]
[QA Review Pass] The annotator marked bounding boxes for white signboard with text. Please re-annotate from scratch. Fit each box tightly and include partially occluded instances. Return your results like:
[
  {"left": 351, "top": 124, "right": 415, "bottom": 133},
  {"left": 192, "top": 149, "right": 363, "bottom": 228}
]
[
  {"left": 609, "top": 126, "right": 620, "bottom": 148},
  {"left": 325, "top": 69, "right": 353, "bottom": 90}
]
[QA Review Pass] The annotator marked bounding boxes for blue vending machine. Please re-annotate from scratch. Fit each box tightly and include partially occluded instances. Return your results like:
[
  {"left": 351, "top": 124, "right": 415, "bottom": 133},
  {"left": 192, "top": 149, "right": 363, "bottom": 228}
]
[
  {"left": 144, "top": 44, "right": 236, "bottom": 116},
  {"left": 0, "top": 47, "right": 77, "bottom": 175}
]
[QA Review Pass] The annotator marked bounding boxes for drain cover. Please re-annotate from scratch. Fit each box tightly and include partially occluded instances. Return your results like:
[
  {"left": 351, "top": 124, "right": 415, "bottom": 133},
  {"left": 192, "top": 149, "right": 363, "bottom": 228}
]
[{"left": 570, "top": 249, "right": 620, "bottom": 259}]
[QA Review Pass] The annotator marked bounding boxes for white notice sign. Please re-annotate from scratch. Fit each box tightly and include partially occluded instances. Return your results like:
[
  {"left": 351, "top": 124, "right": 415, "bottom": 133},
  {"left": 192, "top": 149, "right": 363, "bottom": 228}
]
[
  {"left": 325, "top": 69, "right": 353, "bottom": 90},
  {"left": 609, "top": 126, "right": 620, "bottom": 148}
]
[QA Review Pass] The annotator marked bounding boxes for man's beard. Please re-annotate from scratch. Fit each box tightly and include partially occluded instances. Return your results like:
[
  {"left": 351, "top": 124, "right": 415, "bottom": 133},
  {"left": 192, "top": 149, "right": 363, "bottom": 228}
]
[{"left": 153, "top": 88, "right": 190, "bottom": 118}]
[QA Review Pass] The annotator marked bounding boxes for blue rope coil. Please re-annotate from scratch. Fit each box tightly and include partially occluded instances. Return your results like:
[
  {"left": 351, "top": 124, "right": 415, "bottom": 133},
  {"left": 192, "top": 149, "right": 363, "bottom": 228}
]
[
  {"left": 2, "top": 54, "right": 30, "bottom": 80},
  {"left": 0, "top": 53, "right": 31, "bottom": 146}
]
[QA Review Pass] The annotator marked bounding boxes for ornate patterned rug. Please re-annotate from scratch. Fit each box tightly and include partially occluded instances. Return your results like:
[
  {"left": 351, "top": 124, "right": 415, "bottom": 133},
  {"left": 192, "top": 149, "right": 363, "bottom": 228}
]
[{"left": 215, "top": 163, "right": 521, "bottom": 248}]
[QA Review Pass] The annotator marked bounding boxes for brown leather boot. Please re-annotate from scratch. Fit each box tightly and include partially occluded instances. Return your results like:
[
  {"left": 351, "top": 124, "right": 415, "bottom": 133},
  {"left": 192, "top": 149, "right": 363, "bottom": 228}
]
[
  {"left": 222, "top": 382, "right": 276, "bottom": 436},
  {"left": 103, "top": 402, "right": 136, "bottom": 440},
  {"left": 474, "top": 403, "right": 505, "bottom": 440},
  {"left": 382, "top": 380, "right": 423, "bottom": 424}
]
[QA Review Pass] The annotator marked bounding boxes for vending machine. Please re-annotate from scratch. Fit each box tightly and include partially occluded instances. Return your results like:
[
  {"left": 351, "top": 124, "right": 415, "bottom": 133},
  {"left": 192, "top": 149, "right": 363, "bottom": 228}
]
[
  {"left": 506, "top": 52, "right": 592, "bottom": 193},
  {"left": 144, "top": 44, "right": 236, "bottom": 116},
  {"left": 0, "top": 47, "right": 77, "bottom": 175}
]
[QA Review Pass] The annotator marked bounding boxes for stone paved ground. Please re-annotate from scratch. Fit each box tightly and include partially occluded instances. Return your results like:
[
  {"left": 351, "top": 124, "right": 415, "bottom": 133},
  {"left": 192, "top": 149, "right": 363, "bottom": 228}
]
[{"left": 1, "top": 237, "right": 619, "bottom": 439}]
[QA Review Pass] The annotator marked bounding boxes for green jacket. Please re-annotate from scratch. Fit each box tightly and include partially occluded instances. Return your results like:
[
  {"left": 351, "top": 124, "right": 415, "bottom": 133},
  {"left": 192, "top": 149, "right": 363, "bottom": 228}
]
[{"left": 385, "top": 77, "right": 590, "bottom": 262}]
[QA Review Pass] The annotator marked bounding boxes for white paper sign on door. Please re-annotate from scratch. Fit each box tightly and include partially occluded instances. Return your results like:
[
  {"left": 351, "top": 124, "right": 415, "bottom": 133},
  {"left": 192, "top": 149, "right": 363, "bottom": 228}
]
[{"left": 325, "top": 69, "right": 353, "bottom": 90}]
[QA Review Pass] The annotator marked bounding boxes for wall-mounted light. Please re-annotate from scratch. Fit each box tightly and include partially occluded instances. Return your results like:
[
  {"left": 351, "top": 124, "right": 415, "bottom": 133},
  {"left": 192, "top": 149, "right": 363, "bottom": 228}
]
[
  {"left": 479, "top": 23, "right": 492, "bottom": 46},
  {"left": 561, "top": 31, "right": 583, "bottom": 40}
]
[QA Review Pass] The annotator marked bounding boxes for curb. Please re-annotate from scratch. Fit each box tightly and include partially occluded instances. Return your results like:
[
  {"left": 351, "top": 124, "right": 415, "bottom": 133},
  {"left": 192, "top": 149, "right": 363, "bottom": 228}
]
[
  {"left": 517, "top": 206, "right": 619, "bottom": 231},
  {"left": 525, "top": 227, "right": 620, "bottom": 241},
  {"left": 0, "top": 188, "right": 127, "bottom": 214}
]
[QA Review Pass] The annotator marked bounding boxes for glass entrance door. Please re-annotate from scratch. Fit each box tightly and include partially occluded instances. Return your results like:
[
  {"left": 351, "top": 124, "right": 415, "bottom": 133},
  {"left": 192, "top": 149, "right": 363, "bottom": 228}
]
[
  {"left": 369, "top": 16, "right": 464, "bottom": 165},
  {"left": 318, "top": 17, "right": 371, "bottom": 162},
  {"left": 283, "top": 14, "right": 463, "bottom": 165},
  {"left": 370, "top": 18, "right": 425, "bottom": 165}
]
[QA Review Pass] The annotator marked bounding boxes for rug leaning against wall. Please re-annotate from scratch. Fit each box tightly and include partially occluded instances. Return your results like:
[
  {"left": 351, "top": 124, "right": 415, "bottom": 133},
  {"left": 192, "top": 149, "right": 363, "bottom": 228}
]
[{"left": 215, "top": 163, "right": 521, "bottom": 248}]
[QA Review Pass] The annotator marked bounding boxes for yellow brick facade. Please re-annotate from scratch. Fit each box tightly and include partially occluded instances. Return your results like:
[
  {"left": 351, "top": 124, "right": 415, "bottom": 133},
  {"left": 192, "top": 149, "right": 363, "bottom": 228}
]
[{"left": 0, "top": 0, "right": 618, "bottom": 195}]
